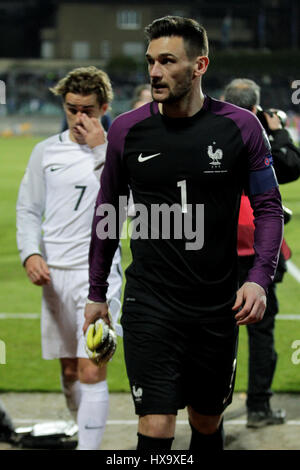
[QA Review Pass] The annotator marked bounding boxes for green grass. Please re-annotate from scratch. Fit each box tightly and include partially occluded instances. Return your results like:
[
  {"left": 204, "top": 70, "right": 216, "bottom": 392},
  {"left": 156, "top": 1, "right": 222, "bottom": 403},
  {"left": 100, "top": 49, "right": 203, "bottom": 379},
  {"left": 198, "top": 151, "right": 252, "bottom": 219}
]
[
  {"left": 236, "top": 320, "right": 300, "bottom": 392},
  {"left": 1, "top": 136, "right": 43, "bottom": 313},
  {"left": 0, "top": 319, "right": 129, "bottom": 392},
  {"left": 1, "top": 136, "right": 300, "bottom": 393}
]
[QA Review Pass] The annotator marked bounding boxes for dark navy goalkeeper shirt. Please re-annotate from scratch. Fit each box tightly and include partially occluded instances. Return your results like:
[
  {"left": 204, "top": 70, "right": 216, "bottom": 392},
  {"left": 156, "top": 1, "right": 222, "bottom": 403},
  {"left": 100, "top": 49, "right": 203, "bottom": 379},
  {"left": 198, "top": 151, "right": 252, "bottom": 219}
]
[{"left": 88, "top": 95, "right": 283, "bottom": 320}]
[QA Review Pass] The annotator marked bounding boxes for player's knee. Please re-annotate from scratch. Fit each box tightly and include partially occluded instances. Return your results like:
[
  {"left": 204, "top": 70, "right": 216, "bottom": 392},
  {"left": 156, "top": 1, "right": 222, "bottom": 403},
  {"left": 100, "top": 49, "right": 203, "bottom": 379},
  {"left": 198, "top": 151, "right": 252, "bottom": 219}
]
[
  {"left": 188, "top": 408, "right": 222, "bottom": 435},
  {"left": 139, "top": 414, "right": 176, "bottom": 438},
  {"left": 78, "top": 359, "right": 106, "bottom": 384},
  {"left": 62, "top": 370, "right": 78, "bottom": 382},
  {"left": 61, "top": 359, "right": 78, "bottom": 382},
  {"left": 79, "top": 370, "right": 103, "bottom": 384}
]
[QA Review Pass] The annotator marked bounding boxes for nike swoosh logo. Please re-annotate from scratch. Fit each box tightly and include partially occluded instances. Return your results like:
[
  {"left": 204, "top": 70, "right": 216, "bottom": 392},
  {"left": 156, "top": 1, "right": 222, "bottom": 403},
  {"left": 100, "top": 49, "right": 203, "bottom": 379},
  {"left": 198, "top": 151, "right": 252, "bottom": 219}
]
[
  {"left": 50, "top": 167, "right": 63, "bottom": 172},
  {"left": 138, "top": 153, "right": 161, "bottom": 162},
  {"left": 84, "top": 425, "right": 104, "bottom": 430}
]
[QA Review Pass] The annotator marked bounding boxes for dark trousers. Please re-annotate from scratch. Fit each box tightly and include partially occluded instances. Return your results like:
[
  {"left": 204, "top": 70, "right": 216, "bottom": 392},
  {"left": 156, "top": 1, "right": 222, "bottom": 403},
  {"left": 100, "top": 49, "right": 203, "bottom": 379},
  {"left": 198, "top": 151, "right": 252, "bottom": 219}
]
[{"left": 238, "top": 256, "right": 279, "bottom": 412}]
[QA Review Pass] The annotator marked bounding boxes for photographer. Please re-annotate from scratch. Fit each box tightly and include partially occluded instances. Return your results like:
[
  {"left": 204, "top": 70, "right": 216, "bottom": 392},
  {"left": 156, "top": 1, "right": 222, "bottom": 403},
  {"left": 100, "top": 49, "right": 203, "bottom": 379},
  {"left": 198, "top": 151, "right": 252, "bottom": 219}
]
[{"left": 224, "top": 78, "right": 300, "bottom": 428}]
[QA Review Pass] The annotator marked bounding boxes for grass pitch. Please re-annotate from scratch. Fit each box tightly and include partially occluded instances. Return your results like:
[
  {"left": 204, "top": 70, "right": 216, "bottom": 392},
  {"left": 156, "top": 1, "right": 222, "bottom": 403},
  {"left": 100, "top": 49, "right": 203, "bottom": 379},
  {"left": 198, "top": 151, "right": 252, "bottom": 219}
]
[{"left": 0, "top": 136, "right": 300, "bottom": 393}]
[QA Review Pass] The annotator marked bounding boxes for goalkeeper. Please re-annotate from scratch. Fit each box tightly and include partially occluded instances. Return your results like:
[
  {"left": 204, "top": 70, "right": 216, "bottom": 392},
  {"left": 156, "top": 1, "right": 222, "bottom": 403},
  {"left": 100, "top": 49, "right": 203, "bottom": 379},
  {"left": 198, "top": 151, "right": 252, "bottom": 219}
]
[{"left": 16, "top": 67, "right": 122, "bottom": 450}]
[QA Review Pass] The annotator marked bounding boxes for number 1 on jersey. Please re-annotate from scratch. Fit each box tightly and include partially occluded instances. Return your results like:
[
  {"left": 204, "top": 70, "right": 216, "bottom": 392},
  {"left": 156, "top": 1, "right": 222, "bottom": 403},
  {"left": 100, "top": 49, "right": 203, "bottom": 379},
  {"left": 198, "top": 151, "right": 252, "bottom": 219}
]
[{"left": 177, "top": 179, "right": 187, "bottom": 213}]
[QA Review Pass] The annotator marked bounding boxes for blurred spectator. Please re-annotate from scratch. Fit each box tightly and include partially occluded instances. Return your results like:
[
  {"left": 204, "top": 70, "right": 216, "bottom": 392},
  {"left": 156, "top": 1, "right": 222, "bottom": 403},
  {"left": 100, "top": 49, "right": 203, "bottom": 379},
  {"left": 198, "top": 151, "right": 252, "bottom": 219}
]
[
  {"left": 131, "top": 83, "right": 152, "bottom": 109},
  {"left": 257, "top": 9, "right": 266, "bottom": 49},
  {"left": 221, "top": 12, "right": 232, "bottom": 49}
]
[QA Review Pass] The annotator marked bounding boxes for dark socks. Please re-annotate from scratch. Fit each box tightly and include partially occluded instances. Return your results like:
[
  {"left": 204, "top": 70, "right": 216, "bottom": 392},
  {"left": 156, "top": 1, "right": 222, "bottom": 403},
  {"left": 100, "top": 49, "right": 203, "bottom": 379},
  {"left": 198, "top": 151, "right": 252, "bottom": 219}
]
[
  {"left": 137, "top": 432, "right": 174, "bottom": 450},
  {"left": 189, "top": 420, "right": 225, "bottom": 451}
]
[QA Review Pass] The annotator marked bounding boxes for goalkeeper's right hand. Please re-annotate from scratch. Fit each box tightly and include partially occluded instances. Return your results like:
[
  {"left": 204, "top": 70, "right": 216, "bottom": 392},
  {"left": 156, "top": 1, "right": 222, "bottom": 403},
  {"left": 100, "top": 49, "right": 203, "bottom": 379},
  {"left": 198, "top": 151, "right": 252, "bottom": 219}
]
[
  {"left": 85, "top": 317, "right": 117, "bottom": 367},
  {"left": 83, "top": 301, "right": 109, "bottom": 334}
]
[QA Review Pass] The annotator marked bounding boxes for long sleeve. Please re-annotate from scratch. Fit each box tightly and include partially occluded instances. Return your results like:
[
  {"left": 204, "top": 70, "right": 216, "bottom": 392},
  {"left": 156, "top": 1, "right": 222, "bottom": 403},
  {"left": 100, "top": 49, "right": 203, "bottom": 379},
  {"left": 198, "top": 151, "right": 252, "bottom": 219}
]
[
  {"left": 88, "top": 119, "right": 130, "bottom": 302},
  {"left": 92, "top": 142, "right": 107, "bottom": 180},
  {"left": 246, "top": 187, "right": 283, "bottom": 291},
  {"left": 16, "top": 142, "right": 46, "bottom": 265},
  {"left": 241, "top": 114, "right": 284, "bottom": 291}
]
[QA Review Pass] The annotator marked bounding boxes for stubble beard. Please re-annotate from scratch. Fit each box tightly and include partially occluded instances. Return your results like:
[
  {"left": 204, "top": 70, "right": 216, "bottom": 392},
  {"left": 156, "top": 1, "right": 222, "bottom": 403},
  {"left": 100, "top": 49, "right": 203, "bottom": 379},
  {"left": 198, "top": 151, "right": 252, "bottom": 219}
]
[{"left": 151, "top": 68, "right": 194, "bottom": 105}]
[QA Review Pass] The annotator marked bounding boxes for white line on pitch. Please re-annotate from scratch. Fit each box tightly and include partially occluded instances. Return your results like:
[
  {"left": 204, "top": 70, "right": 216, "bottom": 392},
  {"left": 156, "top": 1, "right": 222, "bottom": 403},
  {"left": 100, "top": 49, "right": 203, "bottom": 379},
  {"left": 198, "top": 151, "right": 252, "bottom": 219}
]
[
  {"left": 287, "top": 260, "right": 300, "bottom": 283},
  {"left": 277, "top": 314, "right": 300, "bottom": 320},
  {"left": 12, "top": 418, "right": 300, "bottom": 426},
  {"left": 0, "top": 313, "right": 40, "bottom": 319},
  {"left": 106, "top": 419, "right": 300, "bottom": 426}
]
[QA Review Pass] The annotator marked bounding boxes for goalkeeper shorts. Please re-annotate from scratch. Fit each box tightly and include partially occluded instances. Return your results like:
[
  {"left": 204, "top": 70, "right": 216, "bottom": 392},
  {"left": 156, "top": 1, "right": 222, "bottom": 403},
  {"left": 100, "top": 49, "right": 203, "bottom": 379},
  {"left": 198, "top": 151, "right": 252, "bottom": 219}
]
[
  {"left": 122, "top": 282, "right": 238, "bottom": 417},
  {"left": 41, "top": 264, "right": 122, "bottom": 359}
]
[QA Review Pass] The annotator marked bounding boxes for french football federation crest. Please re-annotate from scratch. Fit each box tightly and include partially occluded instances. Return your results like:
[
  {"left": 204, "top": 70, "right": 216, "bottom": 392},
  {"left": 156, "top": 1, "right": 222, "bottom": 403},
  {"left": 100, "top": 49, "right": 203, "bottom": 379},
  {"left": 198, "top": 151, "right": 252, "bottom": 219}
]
[
  {"left": 208, "top": 142, "right": 223, "bottom": 166},
  {"left": 132, "top": 385, "right": 143, "bottom": 402}
]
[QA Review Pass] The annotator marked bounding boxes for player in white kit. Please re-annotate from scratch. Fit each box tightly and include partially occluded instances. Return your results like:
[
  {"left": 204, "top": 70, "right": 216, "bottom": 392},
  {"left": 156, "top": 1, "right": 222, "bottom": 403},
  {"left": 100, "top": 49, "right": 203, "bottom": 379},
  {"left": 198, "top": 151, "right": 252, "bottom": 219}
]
[{"left": 16, "top": 67, "right": 123, "bottom": 450}]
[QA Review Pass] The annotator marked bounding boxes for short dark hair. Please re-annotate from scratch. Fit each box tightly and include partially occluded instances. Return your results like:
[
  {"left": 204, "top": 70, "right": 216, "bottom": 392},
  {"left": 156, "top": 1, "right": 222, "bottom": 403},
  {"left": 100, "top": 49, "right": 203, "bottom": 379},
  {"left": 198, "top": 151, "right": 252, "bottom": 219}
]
[
  {"left": 145, "top": 16, "right": 209, "bottom": 59},
  {"left": 223, "top": 78, "right": 260, "bottom": 111}
]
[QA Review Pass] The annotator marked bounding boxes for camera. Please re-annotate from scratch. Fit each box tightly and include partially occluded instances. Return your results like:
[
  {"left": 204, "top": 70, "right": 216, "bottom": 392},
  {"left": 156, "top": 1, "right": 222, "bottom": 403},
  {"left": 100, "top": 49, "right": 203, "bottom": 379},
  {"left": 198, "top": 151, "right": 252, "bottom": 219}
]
[{"left": 256, "top": 105, "right": 287, "bottom": 134}]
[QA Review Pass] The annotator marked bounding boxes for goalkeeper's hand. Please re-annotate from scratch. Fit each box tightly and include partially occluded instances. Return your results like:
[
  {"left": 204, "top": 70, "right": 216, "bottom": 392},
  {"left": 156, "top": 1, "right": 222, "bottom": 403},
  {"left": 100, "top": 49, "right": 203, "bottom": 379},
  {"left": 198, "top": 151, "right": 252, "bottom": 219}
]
[
  {"left": 85, "top": 317, "right": 117, "bottom": 367},
  {"left": 83, "top": 301, "right": 109, "bottom": 334},
  {"left": 83, "top": 301, "right": 117, "bottom": 367}
]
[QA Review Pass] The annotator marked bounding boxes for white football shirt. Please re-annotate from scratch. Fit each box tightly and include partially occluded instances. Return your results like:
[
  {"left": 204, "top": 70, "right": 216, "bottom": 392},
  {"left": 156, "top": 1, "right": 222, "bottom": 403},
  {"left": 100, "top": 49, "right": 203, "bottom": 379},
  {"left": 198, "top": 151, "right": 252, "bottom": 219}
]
[{"left": 17, "top": 130, "right": 121, "bottom": 269}]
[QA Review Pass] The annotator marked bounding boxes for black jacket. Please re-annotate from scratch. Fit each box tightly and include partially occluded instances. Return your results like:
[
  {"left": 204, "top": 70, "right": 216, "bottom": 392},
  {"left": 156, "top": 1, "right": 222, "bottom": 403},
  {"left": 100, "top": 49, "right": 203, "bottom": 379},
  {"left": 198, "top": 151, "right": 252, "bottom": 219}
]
[
  {"left": 270, "top": 127, "right": 300, "bottom": 281},
  {"left": 270, "top": 128, "right": 300, "bottom": 184}
]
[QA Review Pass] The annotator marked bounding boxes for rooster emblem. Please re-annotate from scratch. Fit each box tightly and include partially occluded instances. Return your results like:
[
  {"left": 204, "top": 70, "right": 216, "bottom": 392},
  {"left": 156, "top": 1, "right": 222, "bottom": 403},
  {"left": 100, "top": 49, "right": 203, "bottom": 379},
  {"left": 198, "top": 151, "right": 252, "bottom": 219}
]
[
  {"left": 132, "top": 385, "right": 143, "bottom": 400},
  {"left": 208, "top": 142, "right": 223, "bottom": 166}
]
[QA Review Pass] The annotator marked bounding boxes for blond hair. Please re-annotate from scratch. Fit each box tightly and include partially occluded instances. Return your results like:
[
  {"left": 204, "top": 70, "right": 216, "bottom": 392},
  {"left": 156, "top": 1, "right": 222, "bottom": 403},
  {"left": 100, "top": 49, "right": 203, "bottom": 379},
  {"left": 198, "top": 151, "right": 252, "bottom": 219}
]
[{"left": 50, "top": 66, "right": 113, "bottom": 106}]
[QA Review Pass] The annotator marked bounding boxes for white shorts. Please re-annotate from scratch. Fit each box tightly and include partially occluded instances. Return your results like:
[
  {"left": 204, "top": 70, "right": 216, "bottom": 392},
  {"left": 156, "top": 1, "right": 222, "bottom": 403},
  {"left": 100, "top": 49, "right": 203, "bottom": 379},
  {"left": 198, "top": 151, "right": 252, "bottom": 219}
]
[{"left": 41, "top": 262, "right": 122, "bottom": 359}]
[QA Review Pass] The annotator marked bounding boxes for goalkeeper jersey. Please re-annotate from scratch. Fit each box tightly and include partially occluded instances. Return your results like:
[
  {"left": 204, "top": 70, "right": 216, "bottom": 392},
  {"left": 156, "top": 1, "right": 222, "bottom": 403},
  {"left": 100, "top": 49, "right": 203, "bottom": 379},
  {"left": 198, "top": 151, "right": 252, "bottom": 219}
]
[
  {"left": 17, "top": 130, "right": 120, "bottom": 269},
  {"left": 88, "top": 96, "right": 283, "bottom": 318}
]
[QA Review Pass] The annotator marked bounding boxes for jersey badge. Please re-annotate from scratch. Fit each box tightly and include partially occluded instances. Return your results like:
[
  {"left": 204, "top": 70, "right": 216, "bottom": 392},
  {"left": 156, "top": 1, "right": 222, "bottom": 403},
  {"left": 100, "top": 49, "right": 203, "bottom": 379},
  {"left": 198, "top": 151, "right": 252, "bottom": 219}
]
[
  {"left": 264, "top": 155, "right": 273, "bottom": 167},
  {"left": 132, "top": 385, "right": 143, "bottom": 403},
  {"left": 208, "top": 142, "right": 223, "bottom": 166}
]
